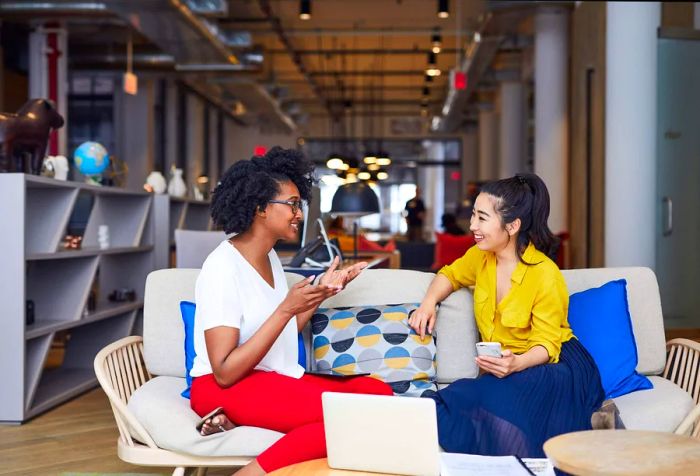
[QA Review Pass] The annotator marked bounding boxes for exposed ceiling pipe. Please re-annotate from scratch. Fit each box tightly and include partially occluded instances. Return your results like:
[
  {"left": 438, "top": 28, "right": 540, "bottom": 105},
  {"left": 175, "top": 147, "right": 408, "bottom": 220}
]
[
  {"left": 257, "top": 0, "right": 332, "bottom": 117},
  {"left": 0, "top": 2, "right": 110, "bottom": 16},
  {"left": 433, "top": 2, "right": 539, "bottom": 133},
  {"left": 166, "top": 0, "right": 239, "bottom": 64}
]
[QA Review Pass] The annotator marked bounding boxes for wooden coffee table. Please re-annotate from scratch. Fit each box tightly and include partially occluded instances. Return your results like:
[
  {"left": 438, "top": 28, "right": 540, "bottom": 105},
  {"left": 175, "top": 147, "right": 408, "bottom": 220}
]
[
  {"left": 544, "top": 429, "right": 700, "bottom": 475},
  {"left": 268, "top": 458, "right": 400, "bottom": 475}
]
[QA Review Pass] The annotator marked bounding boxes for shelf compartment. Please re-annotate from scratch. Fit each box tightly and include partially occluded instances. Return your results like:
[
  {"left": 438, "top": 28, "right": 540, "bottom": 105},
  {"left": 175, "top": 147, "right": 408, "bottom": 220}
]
[
  {"left": 26, "top": 256, "right": 99, "bottom": 325},
  {"left": 170, "top": 200, "right": 187, "bottom": 238},
  {"left": 26, "top": 245, "right": 154, "bottom": 261},
  {"left": 26, "top": 368, "right": 97, "bottom": 418},
  {"left": 98, "top": 251, "right": 154, "bottom": 305},
  {"left": 25, "top": 187, "right": 79, "bottom": 255},
  {"left": 24, "top": 334, "right": 53, "bottom": 412},
  {"left": 25, "top": 300, "right": 143, "bottom": 339},
  {"left": 182, "top": 201, "right": 212, "bottom": 230},
  {"left": 83, "top": 194, "right": 152, "bottom": 248},
  {"left": 26, "top": 310, "right": 137, "bottom": 415},
  {"left": 61, "top": 310, "right": 137, "bottom": 369}
]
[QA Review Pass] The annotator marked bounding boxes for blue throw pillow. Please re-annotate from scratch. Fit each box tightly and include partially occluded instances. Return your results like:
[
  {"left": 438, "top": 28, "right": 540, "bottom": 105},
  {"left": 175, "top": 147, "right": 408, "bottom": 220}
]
[
  {"left": 179, "top": 301, "right": 307, "bottom": 399},
  {"left": 568, "top": 279, "right": 653, "bottom": 399},
  {"left": 180, "top": 301, "right": 197, "bottom": 399}
]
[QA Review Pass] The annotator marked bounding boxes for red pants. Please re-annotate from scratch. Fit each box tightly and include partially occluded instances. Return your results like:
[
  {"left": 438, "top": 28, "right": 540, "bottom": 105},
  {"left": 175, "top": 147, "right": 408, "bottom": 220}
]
[{"left": 190, "top": 371, "right": 393, "bottom": 472}]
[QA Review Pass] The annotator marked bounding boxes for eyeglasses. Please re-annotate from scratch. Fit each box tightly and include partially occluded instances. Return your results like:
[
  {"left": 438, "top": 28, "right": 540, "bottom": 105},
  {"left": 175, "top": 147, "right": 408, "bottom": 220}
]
[{"left": 268, "top": 199, "right": 304, "bottom": 215}]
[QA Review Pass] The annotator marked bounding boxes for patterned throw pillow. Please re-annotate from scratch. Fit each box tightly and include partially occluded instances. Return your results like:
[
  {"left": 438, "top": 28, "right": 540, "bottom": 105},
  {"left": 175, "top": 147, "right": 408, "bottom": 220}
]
[{"left": 310, "top": 303, "right": 437, "bottom": 397}]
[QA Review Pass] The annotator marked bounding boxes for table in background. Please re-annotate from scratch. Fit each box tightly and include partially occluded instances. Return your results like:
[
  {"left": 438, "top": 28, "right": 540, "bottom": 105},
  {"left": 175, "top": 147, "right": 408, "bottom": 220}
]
[{"left": 544, "top": 429, "right": 700, "bottom": 475}]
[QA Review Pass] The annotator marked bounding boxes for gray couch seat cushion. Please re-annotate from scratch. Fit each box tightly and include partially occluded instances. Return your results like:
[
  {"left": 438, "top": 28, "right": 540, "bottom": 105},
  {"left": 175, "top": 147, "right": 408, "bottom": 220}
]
[
  {"left": 613, "top": 376, "right": 694, "bottom": 432},
  {"left": 127, "top": 376, "right": 283, "bottom": 456}
]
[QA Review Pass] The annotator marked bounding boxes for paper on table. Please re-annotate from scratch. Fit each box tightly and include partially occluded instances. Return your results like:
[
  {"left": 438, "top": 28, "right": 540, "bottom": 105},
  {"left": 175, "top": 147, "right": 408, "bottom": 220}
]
[
  {"left": 440, "top": 453, "right": 533, "bottom": 476},
  {"left": 521, "top": 458, "right": 555, "bottom": 476}
]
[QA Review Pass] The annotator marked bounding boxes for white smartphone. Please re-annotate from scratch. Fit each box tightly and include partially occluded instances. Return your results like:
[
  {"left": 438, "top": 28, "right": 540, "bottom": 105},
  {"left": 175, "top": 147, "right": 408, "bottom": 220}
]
[{"left": 476, "top": 341, "right": 503, "bottom": 358}]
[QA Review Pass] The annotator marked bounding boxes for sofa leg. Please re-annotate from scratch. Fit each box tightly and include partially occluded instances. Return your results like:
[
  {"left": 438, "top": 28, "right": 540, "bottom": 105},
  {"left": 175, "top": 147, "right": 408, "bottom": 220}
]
[
  {"left": 172, "top": 467, "right": 186, "bottom": 476},
  {"left": 194, "top": 468, "right": 208, "bottom": 476}
]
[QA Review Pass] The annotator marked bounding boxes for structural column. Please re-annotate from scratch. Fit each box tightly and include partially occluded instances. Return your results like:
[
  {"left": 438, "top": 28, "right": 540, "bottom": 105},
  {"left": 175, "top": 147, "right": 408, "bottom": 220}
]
[
  {"left": 604, "top": 2, "right": 660, "bottom": 267},
  {"left": 420, "top": 140, "right": 445, "bottom": 240},
  {"left": 29, "top": 22, "right": 68, "bottom": 156},
  {"left": 461, "top": 125, "right": 478, "bottom": 198},
  {"left": 534, "top": 7, "right": 569, "bottom": 234},
  {"left": 478, "top": 106, "right": 498, "bottom": 181},
  {"left": 498, "top": 81, "right": 526, "bottom": 178}
]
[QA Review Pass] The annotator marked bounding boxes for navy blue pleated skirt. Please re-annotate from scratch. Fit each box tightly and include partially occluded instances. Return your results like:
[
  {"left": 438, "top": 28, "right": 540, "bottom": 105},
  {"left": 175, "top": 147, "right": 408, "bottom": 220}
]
[{"left": 428, "top": 338, "right": 604, "bottom": 458}]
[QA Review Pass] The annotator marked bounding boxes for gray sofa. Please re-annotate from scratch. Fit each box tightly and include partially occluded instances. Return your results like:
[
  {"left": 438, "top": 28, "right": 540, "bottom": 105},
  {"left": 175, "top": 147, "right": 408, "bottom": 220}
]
[{"left": 98, "top": 267, "right": 699, "bottom": 474}]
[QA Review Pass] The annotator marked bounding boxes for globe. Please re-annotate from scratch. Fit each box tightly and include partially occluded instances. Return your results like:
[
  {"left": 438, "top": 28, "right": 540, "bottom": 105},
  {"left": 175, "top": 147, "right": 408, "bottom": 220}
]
[{"left": 74, "top": 142, "right": 110, "bottom": 176}]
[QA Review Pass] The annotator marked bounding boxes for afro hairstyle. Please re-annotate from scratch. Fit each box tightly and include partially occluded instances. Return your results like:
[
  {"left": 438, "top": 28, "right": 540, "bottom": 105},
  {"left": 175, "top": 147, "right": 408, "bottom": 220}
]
[{"left": 210, "top": 146, "right": 315, "bottom": 234}]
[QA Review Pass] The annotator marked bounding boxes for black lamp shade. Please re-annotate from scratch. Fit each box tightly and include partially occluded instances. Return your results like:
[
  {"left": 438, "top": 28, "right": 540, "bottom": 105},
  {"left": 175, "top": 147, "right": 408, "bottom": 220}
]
[{"left": 331, "top": 182, "right": 380, "bottom": 216}]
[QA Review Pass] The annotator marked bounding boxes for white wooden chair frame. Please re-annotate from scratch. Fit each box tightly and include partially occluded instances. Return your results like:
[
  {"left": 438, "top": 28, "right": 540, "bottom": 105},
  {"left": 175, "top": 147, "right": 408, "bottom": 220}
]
[
  {"left": 665, "top": 338, "right": 700, "bottom": 438},
  {"left": 95, "top": 336, "right": 700, "bottom": 475},
  {"left": 93, "top": 335, "right": 253, "bottom": 476}
]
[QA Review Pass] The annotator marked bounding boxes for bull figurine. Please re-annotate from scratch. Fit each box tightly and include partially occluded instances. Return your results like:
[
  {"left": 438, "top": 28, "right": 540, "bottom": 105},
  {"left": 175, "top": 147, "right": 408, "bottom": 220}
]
[{"left": 0, "top": 99, "right": 65, "bottom": 174}]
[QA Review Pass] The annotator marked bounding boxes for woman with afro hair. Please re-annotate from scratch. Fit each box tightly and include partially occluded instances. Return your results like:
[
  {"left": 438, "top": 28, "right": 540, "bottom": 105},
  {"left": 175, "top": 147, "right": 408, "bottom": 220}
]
[{"left": 189, "top": 147, "right": 393, "bottom": 475}]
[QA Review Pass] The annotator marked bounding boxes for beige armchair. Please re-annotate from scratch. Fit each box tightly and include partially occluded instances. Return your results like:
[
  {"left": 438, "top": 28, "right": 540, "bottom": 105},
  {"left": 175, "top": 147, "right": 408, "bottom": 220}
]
[{"left": 94, "top": 336, "right": 252, "bottom": 476}]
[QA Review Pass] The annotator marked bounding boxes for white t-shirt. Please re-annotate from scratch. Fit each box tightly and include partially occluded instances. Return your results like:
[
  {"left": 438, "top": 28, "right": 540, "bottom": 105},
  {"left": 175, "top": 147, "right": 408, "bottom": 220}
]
[{"left": 190, "top": 240, "right": 304, "bottom": 379}]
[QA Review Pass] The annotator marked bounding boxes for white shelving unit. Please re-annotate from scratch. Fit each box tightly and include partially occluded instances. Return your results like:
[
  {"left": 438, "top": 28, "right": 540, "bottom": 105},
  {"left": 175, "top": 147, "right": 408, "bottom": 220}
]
[
  {"left": 153, "top": 195, "right": 212, "bottom": 269},
  {"left": 0, "top": 174, "right": 155, "bottom": 423}
]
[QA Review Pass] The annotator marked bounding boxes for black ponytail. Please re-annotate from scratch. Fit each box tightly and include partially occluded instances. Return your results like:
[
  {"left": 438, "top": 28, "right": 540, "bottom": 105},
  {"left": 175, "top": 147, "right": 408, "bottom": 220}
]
[{"left": 480, "top": 173, "right": 559, "bottom": 263}]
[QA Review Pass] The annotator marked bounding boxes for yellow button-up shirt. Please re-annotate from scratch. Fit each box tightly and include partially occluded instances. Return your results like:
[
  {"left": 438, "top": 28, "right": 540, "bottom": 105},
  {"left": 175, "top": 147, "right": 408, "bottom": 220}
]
[{"left": 439, "top": 243, "right": 573, "bottom": 363}]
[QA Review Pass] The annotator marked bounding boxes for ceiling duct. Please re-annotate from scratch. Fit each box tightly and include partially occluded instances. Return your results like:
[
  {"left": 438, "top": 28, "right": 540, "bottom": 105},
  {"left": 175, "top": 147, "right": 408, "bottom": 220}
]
[
  {"left": 0, "top": 2, "right": 109, "bottom": 14},
  {"left": 216, "top": 29, "right": 253, "bottom": 48},
  {"left": 433, "top": 2, "right": 539, "bottom": 132},
  {"left": 185, "top": 0, "right": 228, "bottom": 17},
  {"left": 103, "top": 0, "right": 236, "bottom": 64}
]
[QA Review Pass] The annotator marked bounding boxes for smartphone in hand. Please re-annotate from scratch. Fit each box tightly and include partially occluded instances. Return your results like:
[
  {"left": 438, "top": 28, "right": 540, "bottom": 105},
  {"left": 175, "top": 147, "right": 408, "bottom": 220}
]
[{"left": 476, "top": 342, "right": 503, "bottom": 358}]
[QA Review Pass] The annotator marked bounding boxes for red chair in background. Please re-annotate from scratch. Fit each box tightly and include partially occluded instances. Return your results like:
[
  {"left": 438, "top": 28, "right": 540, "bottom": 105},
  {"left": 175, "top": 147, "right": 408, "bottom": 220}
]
[{"left": 432, "top": 232, "right": 475, "bottom": 270}]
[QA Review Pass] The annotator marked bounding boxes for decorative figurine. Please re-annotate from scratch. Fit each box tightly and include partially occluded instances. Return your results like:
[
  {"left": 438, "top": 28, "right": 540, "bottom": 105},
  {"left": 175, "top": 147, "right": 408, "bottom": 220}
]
[
  {"left": 168, "top": 167, "right": 187, "bottom": 197},
  {"left": 145, "top": 171, "right": 167, "bottom": 194},
  {"left": 0, "top": 99, "right": 65, "bottom": 174},
  {"left": 43, "top": 155, "right": 69, "bottom": 180}
]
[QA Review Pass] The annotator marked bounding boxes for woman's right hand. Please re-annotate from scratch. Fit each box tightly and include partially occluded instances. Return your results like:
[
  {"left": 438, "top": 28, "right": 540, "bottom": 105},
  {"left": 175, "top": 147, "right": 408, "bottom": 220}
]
[
  {"left": 279, "top": 275, "right": 339, "bottom": 317},
  {"left": 408, "top": 301, "right": 437, "bottom": 340}
]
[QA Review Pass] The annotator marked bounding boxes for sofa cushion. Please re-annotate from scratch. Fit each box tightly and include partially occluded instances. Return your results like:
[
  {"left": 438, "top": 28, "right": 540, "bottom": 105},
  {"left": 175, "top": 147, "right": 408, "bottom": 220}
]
[
  {"left": 317, "top": 269, "right": 478, "bottom": 384},
  {"left": 144, "top": 269, "right": 305, "bottom": 378},
  {"left": 561, "top": 267, "right": 666, "bottom": 375},
  {"left": 127, "top": 376, "right": 284, "bottom": 456},
  {"left": 568, "top": 279, "right": 653, "bottom": 399},
  {"left": 612, "top": 376, "right": 694, "bottom": 432},
  {"left": 311, "top": 303, "right": 437, "bottom": 397}
]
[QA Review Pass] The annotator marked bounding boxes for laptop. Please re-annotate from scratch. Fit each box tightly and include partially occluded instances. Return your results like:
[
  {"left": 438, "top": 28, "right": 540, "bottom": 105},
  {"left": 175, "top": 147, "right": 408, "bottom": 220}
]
[{"left": 322, "top": 392, "right": 440, "bottom": 476}]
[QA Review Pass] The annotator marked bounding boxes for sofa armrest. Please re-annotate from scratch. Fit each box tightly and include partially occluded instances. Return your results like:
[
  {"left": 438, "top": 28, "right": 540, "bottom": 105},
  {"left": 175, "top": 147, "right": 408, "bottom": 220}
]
[
  {"left": 94, "top": 335, "right": 159, "bottom": 449},
  {"left": 663, "top": 338, "right": 700, "bottom": 437},
  {"left": 675, "top": 403, "right": 700, "bottom": 438}
]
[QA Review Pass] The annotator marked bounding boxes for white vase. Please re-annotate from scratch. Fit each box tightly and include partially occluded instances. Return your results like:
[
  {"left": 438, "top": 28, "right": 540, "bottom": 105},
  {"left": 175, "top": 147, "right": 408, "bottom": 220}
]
[
  {"left": 146, "top": 171, "right": 167, "bottom": 194},
  {"left": 168, "top": 168, "right": 187, "bottom": 197}
]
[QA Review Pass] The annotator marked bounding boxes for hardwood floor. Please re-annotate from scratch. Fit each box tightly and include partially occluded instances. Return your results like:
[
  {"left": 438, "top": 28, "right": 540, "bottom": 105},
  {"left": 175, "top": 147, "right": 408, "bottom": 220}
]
[{"left": 0, "top": 389, "right": 232, "bottom": 476}]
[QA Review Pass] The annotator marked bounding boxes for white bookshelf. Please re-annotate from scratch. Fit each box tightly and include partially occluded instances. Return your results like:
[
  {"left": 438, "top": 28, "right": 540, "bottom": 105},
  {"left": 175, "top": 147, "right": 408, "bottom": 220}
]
[{"left": 0, "top": 174, "right": 155, "bottom": 423}]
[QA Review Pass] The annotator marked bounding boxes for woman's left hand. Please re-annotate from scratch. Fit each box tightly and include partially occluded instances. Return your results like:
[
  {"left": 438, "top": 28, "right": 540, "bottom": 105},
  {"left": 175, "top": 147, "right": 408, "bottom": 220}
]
[
  {"left": 476, "top": 350, "right": 521, "bottom": 378},
  {"left": 319, "top": 255, "right": 367, "bottom": 291}
]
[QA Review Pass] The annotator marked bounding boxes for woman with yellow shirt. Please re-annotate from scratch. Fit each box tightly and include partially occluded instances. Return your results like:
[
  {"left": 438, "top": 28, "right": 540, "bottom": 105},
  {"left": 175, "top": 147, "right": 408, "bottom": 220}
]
[{"left": 409, "top": 173, "right": 604, "bottom": 458}]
